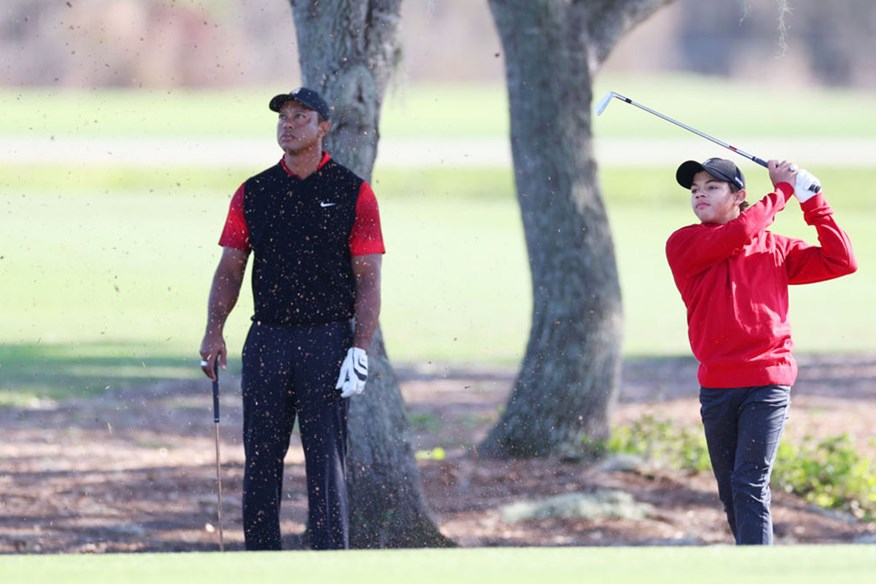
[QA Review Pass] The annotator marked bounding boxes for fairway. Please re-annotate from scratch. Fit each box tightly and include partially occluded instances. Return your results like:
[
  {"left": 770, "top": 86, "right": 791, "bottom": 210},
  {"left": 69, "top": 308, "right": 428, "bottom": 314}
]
[
  {"left": 2, "top": 545, "right": 875, "bottom": 584},
  {"left": 2, "top": 76, "right": 876, "bottom": 403}
]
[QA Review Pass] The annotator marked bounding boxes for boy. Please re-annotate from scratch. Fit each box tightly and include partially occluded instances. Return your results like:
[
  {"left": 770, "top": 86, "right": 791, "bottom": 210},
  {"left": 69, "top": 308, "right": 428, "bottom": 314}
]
[{"left": 665, "top": 157, "right": 856, "bottom": 544}]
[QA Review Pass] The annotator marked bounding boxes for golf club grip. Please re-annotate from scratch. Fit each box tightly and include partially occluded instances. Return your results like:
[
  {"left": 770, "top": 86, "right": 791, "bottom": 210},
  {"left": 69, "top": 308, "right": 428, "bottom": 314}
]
[
  {"left": 753, "top": 156, "right": 821, "bottom": 192},
  {"left": 212, "top": 361, "right": 220, "bottom": 423}
]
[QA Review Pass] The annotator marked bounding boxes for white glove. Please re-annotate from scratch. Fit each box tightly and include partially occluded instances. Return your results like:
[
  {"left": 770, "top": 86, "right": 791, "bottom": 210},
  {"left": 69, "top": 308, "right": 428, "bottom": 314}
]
[
  {"left": 793, "top": 169, "right": 820, "bottom": 203},
  {"left": 335, "top": 347, "right": 368, "bottom": 398}
]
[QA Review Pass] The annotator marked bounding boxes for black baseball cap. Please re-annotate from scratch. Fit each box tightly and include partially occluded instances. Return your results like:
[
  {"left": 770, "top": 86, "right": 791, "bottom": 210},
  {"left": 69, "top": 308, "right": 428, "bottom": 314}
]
[
  {"left": 676, "top": 158, "right": 745, "bottom": 190},
  {"left": 269, "top": 87, "right": 331, "bottom": 120}
]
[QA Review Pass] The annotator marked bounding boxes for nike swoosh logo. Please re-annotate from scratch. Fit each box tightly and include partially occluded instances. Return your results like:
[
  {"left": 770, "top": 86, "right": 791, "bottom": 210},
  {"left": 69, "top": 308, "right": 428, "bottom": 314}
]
[{"left": 320, "top": 202, "right": 336, "bottom": 208}]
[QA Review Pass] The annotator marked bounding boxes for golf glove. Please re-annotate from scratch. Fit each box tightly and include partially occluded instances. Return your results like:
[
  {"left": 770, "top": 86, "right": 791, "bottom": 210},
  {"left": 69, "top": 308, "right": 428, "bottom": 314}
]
[
  {"left": 793, "top": 169, "right": 820, "bottom": 203},
  {"left": 336, "top": 347, "right": 368, "bottom": 398}
]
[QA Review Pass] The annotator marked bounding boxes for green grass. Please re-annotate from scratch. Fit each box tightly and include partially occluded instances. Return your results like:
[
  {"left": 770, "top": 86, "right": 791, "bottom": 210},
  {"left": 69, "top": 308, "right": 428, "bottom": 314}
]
[
  {"left": 0, "top": 89, "right": 274, "bottom": 138},
  {"left": 590, "top": 74, "right": 876, "bottom": 139},
  {"left": 0, "top": 344, "right": 194, "bottom": 406},
  {"left": 2, "top": 165, "right": 875, "bottom": 402},
  {"left": 5, "top": 74, "right": 876, "bottom": 140},
  {"left": 2, "top": 76, "right": 875, "bottom": 402},
  {"left": 1, "top": 546, "right": 874, "bottom": 584},
  {"left": 0, "top": 85, "right": 511, "bottom": 140}
]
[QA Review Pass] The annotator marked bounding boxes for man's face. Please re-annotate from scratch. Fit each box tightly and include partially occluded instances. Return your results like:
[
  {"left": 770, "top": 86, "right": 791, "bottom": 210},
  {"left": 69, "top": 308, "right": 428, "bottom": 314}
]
[
  {"left": 689, "top": 170, "right": 745, "bottom": 224},
  {"left": 276, "top": 101, "right": 329, "bottom": 154}
]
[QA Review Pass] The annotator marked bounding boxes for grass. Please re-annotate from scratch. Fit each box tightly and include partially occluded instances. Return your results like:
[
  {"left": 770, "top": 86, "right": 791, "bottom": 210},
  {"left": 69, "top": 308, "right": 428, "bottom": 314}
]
[
  {"left": 0, "top": 89, "right": 275, "bottom": 138},
  {"left": 2, "top": 76, "right": 875, "bottom": 402},
  {"left": 5, "top": 73, "right": 876, "bottom": 139},
  {"left": 0, "top": 344, "right": 193, "bottom": 406},
  {"left": 0, "top": 85, "right": 511, "bottom": 140},
  {"left": 589, "top": 74, "right": 876, "bottom": 139},
  {"left": 2, "top": 164, "right": 874, "bottom": 402},
  {"left": 1, "top": 546, "right": 874, "bottom": 583}
]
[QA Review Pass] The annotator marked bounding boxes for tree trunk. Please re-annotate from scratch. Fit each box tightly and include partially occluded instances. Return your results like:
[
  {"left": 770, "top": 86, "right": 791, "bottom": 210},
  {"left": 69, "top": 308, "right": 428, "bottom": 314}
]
[
  {"left": 479, "top": 0, "right": 673, "bottom": 459},
  {"left": 289, "top": 0, "right": 451, "bottom": 548}
]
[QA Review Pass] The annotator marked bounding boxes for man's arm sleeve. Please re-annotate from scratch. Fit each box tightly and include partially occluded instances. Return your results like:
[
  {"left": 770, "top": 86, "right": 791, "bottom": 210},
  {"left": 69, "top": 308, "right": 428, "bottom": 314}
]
[
  {"left": 349, "top": 182, "right": 386, "bottom": 256},
  {"left": 218, "top": 183, "right": 250, "bottom": 251}
]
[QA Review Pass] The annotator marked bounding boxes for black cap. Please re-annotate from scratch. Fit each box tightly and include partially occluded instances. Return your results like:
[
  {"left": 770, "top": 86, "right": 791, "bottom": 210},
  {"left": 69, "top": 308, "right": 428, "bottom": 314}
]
[
  {"left": 676, "top": 158, "right": 745, "bottom": 190},
  {"left": 269, "top": 87, "right": 331, "bottom": 120}
]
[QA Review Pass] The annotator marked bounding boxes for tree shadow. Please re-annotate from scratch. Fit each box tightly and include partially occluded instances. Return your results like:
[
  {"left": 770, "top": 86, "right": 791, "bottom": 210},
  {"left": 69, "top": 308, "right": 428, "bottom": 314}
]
[{"left": 0, "top": 342, "right": 214, "bottom": 403}]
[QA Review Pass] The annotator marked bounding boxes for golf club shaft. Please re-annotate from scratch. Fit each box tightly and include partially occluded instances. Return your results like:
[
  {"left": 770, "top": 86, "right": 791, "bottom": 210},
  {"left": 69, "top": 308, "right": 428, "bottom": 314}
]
[
  {"left": 212, "top": 362, "right": 224, "bottom": 552},
  {"left": 611, "top": 93, "right": 767, "bottom": 167},
  {"left": 598, "top": 92, "right": 822, "bottom": 193}
]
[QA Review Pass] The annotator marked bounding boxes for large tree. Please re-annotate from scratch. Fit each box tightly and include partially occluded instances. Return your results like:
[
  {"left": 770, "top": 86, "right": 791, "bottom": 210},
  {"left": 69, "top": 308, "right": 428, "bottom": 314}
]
[
  {"left": 478, "top": 0, "right": 674, "bottom": 458},
  {"left": 288, "top": 0, "right": 450, "bottom": 548}
]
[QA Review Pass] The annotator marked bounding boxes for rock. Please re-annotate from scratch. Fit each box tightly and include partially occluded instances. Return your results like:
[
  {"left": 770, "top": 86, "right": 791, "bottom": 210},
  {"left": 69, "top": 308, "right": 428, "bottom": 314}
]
[{"left": 500, "top": 490, "right": 653, "bottom": 523}]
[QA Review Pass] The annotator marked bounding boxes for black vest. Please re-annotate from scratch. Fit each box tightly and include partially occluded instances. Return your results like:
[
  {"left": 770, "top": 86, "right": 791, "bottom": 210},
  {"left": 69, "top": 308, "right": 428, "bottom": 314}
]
[{"left": 243, "top": 160, "right": 363, "bottom": 325}]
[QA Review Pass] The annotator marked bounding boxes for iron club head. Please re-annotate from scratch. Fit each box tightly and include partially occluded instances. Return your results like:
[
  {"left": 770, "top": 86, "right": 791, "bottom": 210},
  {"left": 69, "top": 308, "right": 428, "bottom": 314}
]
[{"left": 594, "top": 91, "right": 615, "bottom": 116}]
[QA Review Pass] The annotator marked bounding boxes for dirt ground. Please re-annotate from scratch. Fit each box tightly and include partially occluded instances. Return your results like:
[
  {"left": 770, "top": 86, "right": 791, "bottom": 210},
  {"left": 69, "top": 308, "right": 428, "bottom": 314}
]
[{"left": 1, "top": 354, "right": 875, "bottom": 554}]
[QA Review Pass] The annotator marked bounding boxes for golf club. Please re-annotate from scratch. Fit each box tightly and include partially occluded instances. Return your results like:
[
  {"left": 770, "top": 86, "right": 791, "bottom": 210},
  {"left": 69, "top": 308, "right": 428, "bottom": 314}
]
[
  {"left": 211, "top": 360, "right": 225, "bottom": 552},
  {"left": 595, "top": 91, "right": 820, "bottom": 193}
]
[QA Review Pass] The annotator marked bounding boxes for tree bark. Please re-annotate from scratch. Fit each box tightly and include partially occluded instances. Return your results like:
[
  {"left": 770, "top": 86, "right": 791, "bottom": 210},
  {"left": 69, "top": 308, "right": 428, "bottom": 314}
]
[
  {"left": 479, "top": 0, "right": 673, "bottom": 459},
  {"left": 289, "top": 0, "right": 451, "bottom": 548}
]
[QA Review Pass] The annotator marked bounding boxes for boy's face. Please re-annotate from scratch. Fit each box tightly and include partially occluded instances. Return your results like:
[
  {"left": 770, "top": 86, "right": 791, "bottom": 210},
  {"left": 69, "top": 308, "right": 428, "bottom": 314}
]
[{"left": 689, "top": 170, "right": 746, "bottom": 224}]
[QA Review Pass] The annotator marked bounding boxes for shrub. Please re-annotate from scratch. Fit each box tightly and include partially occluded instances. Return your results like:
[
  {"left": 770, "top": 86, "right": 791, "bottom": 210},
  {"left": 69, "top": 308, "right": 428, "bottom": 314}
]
[
  {"left": 607, "top": 415, "right": 711, "bottom": 473},
  {"left": 773, "top": 435, "right": 876, "bottom": 520},
  {"left": 609, "top": 417, "right": 876, "bottom": 521}
]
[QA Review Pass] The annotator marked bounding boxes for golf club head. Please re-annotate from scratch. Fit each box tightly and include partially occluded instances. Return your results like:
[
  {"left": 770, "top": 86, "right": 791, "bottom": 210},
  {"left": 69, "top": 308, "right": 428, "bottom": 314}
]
[{"left": 595, "top": 91, "right": 615, "bottom": 116}]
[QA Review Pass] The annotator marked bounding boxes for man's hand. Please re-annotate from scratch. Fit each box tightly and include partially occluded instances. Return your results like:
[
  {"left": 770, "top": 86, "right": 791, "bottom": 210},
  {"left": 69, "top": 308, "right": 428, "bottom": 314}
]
[
  {"left": 336, "top": 347, "right": 368, "bottom": 398},
  {"left": 199, "top": 332, "right": 227, "bottom": 381},
  {"left": 794, "top": 169, "right": 820, "bottom": 203}
]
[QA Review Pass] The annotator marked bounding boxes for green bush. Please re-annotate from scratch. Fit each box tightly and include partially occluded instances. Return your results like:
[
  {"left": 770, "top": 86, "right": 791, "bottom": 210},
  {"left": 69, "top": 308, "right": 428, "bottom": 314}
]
[
  {"left": 609, "top": 418, "right": 876, "bottom": 521},
  {"left": 773, "top": 435, "right": 876, "bottom": 520},
  {"left": 607, "top": 415, "right": 711, "bottom": 473}
]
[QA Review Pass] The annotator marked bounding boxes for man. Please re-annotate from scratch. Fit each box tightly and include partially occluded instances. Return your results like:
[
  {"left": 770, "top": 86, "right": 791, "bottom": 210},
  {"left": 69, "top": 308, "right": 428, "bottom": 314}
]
[
  {"left": 198, "top": 87, "right": 385, "bottom": 550},
  {"left": 665, "top": 157, "right": 856, "bottom": 545}
]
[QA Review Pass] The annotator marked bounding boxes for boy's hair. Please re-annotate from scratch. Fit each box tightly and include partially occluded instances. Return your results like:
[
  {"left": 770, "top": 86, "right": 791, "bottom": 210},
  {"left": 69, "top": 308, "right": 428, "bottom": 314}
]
[{"left": 730, "top": 183, "right": 750, "bottom": 211}]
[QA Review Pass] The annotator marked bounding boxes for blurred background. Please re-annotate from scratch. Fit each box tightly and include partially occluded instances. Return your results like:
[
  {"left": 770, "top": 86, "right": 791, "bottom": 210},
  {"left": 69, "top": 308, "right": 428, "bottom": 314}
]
[{"left": 4, "top": 0, "right": 876, "bottom": 89}]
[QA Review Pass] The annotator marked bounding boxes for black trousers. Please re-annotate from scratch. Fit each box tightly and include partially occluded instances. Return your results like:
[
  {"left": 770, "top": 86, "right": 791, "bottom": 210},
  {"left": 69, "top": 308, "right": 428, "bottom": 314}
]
[
  {"left": 699, "top": 384, "right": 790, "bottom": 545},
  {"left": 241, "top": 320, "right": 351, "bottom": 550}
]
